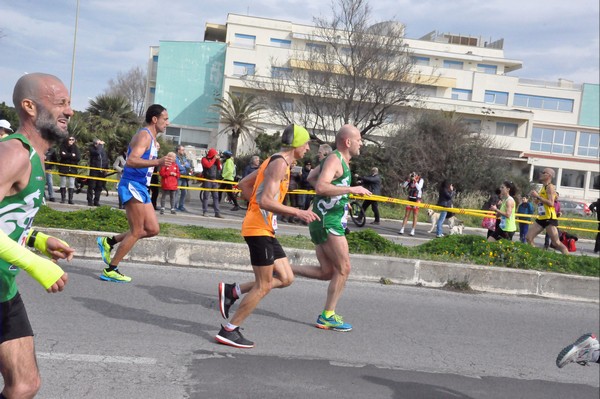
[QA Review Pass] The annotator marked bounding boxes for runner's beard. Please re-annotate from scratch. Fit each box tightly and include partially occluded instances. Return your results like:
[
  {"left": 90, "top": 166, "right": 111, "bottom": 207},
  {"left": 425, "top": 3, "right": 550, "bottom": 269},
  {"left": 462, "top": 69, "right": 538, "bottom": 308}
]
[{"left": 35, "top": 104, "right": 68, "bottom": 144}]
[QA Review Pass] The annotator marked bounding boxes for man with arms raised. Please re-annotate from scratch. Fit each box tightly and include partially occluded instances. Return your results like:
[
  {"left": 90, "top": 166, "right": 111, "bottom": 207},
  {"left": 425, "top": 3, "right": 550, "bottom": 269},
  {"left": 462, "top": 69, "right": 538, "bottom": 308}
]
[
  {"left": 525, "top": 167, "right": 569, "bottom": 254},
  {"left": 96, "top": 104, "right": 174, "bottom": 282},
  {"left": 1, "top": 73, "right": 74, "bottom": 398},
  {"left": 216, "top": 124, "right": 319, "bottom": 348},
  {"left": 292, "top": 125, "right": 371, "bottom": 332}
]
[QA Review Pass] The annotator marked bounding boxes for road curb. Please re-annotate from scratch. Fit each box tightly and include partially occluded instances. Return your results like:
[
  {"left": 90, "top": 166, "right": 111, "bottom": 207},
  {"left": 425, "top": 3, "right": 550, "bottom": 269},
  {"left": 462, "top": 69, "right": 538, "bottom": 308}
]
[{"left": 45, "top": 227, "right": 599, "bottom": 303}]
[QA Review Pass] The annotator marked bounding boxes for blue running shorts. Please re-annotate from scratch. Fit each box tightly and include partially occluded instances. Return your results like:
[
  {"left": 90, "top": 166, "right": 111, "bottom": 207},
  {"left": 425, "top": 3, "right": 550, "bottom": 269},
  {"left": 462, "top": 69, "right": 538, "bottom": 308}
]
[{"left": 118, "top": 179, "right": 151, "bottom": 205}]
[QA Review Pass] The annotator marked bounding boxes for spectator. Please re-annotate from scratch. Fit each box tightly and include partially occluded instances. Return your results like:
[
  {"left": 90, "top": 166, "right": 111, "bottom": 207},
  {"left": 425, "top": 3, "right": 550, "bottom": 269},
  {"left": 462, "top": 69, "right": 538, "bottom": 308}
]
[
  {"left": 87, "top": 138, "right": 108, "bottom": 206},
  {"left": 113, "top": 147, "right": 127, "bottom": 209},
  {"left": 44, "top": 146, "right": 57, "bottom": 202},
  {"left": 488, "top": 181, "right": 517, "bottom": 242},
  {"left": 159, "top": 151, "right": 180, "bottom": 215},
  {"left": 399, "top": 172, "right": 424, "bottom": 236},
  {"left": 242, "top": 155, "right": 260, "bottom": 178},
  {"left": 299, "top": 160, "right": 313, "bottom": 210},
  {"left": 57, "top": 136, "right": 81, "bottom": 204},
  {"left": 221, "top": 150, "right": 241, "bottom": 211},
  {"left": 174, "top": 145, "right": 193, "bottom": 212},
  {"left": 435, "top": 180, "right": 454, "bottom": 238},
  {"left": 481, "top": 189, "right": 501, "bottom": 238},
  {"left": 0, "top": 119, "right": 13, "bottom": 139},
  {"left": 317, "top": 144, "right": 332, "bottom": 163},
  {"left": 517, "top": 195, "right": 534, "bottom": 243},
  {"left": 359, "top": 167, "right": 382, "bottom": 225},
  {"left": 201, "top": 148, "right": 223, "bottom": 218},
  {"left": 589, "top": 198, "right": 600, "bottom": 253},
  {"left": 281, "top": 160, "right": 301, "bottom": 223}
]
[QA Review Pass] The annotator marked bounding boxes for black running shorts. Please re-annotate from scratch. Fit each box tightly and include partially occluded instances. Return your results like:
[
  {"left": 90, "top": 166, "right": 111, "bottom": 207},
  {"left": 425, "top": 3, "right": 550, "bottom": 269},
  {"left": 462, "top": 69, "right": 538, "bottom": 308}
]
[
  {"left": 244, "top": 236, "right": 287, "bottom": 266},
  {"left": 536, "top": 218, "right": 559, "bottom": 228},
  {"left": 0, "top": 292, "right": 34, "bottom": 344}
]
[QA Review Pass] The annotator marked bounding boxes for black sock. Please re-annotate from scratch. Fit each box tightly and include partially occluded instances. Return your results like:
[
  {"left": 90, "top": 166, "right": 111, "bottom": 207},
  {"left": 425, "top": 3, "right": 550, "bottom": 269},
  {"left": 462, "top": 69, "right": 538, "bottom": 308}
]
[
  {"left": 107, "top": 236, "right": 117, "bottom": 248},
  {"left": 107, "top": 264, "right": 118, "bottom": 272}
]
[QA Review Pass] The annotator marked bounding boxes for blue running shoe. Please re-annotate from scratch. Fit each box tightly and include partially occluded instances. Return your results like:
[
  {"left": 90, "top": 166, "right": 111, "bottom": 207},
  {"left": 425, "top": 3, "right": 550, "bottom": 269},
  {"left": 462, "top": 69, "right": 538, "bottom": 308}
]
[
  {"left": 316, "top": 314, "right": 352, "bottom": 332},
  {"left": 97, "top": 237, "right": 112, "bottom": 265}
]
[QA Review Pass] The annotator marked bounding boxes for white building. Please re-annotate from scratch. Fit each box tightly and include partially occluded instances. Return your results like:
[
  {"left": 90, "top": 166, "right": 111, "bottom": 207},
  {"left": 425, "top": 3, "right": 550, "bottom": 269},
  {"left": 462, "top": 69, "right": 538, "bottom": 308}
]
[{"left": 148, "top": 13, "right": 599, "bottom": 202}]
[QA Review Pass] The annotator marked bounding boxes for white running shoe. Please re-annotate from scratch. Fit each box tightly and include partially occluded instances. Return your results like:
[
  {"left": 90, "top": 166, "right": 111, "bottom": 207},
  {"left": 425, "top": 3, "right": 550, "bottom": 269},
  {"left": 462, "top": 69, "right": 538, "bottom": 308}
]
[
  {"left": 410, "top": 229, "right": 415, "bottom": 236},
  {"left": 556, "top": 333, "right": 599, "bottom": 368},
  {"left": 398, "top": 228, "right": 404, "bottom": 235}
]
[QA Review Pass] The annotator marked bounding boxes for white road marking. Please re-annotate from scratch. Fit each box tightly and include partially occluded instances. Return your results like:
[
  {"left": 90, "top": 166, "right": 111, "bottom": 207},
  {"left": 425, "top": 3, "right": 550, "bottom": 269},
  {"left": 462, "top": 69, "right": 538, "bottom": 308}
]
[{"left": 37, "top": 352, "right": 157, "bottom": 365}]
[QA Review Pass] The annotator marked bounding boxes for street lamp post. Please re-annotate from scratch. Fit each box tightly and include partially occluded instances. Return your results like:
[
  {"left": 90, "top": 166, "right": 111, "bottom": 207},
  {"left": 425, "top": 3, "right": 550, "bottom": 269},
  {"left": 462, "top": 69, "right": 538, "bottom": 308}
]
[{"left": 69, "top": 0, "right": 80, "bottom": 99}]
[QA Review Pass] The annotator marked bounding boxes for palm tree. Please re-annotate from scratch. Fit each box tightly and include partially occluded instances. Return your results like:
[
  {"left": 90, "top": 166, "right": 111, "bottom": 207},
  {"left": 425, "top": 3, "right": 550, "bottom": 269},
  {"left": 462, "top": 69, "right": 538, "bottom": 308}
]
[
  {"left": 87, "top": 94, "right": 138, "bottom": 125},
  {"left": 212, "top": 92, "right": 263, "bottom": 156}
]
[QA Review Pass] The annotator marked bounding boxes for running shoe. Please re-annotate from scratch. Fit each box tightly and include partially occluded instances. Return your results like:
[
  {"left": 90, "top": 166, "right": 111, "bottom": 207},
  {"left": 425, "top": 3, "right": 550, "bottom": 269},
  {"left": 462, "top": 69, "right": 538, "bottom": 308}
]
[
  {"left": 218, "top": 282, "right": 238, "bottom": 319},
  {"left": 215, "top": 325, "right": 254, "bottom": 348},
  {"left": 316, "top": 314, "right": 353, "bottom": 332},
  {"left": 100, "top": 268, "right": 132, "bottom": 283},
  {"left": 556, "top": 333, "right": 599, "bottom": 368},
  {"left": 97, "top": 237, "right": 112, "bottom": 265}
]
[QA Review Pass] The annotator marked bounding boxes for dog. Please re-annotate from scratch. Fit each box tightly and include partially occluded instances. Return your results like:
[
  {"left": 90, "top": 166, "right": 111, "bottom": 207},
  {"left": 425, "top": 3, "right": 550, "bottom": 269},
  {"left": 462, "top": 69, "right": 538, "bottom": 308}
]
[{"left": 426, "top": 209, "right": 463, "bottom": 234}]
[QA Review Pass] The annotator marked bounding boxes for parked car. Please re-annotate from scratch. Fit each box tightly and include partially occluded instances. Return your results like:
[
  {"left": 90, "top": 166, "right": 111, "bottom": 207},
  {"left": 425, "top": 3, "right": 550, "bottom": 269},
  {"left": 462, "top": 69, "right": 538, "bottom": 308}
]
[{"left": 558, "top": 200, "right": 591, "bottom": 216}]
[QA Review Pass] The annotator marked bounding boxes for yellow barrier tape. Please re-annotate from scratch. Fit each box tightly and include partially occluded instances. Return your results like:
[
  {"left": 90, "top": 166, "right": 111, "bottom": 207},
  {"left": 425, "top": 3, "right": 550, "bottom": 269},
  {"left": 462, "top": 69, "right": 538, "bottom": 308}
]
[{"left": 46, "top": 161, "right": 599, "bottom": 233}]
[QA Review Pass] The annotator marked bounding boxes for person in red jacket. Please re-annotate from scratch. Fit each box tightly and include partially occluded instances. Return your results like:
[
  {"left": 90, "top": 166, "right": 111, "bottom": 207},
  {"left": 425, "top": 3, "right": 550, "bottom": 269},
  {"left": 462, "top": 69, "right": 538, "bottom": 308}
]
[
  {"left": 201, "top": 148, "right": 223, "bottom": 218},
  {"left": 159, "top": 151, "right": 180, "bottom": 214}
]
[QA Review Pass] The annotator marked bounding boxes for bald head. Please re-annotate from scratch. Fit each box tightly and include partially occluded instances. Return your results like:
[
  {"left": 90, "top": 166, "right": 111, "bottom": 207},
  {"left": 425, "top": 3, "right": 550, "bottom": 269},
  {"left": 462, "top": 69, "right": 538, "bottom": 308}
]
[
  {"left": 543, "top": 168, "right": 556, "bottom": 178},
  {"left": 12, "top": 73, "right": 72, "bottom": 143},
  {"left": 336, "top": 124, "right": 359, "bottom": 145},
  {"left": 13, "top": 73, "right": 65, "bottom": 114}
]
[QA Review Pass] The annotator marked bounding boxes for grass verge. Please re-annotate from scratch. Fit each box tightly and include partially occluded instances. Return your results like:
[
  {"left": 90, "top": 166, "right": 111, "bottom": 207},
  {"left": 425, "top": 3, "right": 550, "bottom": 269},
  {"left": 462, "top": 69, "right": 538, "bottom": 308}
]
[{"left": 34, "top": 206, "right": 599, "bottom": 278}]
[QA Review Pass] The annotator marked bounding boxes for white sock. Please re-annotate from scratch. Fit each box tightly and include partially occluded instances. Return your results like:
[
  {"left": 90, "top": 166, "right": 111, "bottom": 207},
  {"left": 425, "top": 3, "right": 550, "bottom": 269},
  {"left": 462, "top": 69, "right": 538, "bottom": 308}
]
[
  {"left": 225, "top": 323, "right": 238, "bottom": 331},
  {"left": 234, "top": 283, "right": 242, "bottom": 298}
]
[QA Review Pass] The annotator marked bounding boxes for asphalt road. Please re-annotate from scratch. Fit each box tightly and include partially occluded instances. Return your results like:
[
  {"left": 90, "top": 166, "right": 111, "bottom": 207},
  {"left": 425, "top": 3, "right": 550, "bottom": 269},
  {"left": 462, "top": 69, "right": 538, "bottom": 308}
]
[{"left": 18, "top": 258, "right": 600, "bottom": 399}]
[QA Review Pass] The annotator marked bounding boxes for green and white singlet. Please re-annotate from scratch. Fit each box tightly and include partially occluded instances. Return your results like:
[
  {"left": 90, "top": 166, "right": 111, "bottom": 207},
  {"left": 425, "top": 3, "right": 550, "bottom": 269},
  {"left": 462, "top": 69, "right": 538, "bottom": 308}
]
[
  {"left": 0, "top": 134, "right": 46, "bottom": 302},
  {"left": 309, "top": 150, "right": 351, "bottom": 245}
]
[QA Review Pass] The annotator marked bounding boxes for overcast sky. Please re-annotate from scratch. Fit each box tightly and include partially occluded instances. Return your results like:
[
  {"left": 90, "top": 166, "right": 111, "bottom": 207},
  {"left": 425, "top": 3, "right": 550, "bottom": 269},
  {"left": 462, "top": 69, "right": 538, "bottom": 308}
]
[{"left": 1, "top": 0, "right": 598, "bottom": 111}]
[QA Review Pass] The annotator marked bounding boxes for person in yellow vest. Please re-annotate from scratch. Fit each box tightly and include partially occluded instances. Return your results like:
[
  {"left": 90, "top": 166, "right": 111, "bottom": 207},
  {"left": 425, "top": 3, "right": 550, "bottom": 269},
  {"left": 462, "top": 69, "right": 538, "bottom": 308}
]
[
  {"left": 487, "top": 181, "right": 517, "bottom": 241},
  {"left": 525, "top": 168, "right": 568, "bottom": 254}
]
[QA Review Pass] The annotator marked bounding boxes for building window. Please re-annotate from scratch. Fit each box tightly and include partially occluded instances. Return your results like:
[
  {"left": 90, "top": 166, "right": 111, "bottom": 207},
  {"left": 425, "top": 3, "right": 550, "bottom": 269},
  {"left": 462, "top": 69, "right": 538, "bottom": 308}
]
[
  {"left": 412, "top": 56, "right": 430, "bottom": 66},
  {"left": 305, "top": 42, "right": 326, "bottom": 53},
  {"left": 271, "top": 66, "right": 292, "bottom": 79},
  {"left": 415, "top": 85, "right": 437, "bottom": 97},
  {"left": 279, "top": 98, "right": 294, "bottom": 112},
  {"left": 233, "top": 62, "right": 256, "bottom": 76},
  {"left": 484, "top": 90, "right": 508, "bottom": 105},
  {"left": 150, "top": 87, "right": 156, "bottom": 94},
  {"left": 590, "top": 172, "right": 600, "bottom": 190},
  {"left": 234, "top": 33, "right": 256, "bottom": 48},
  {"left": 496, "top": 122, "right": 518, "bottom": 136},
  {"left": 270, "top": 38, "right": 291, "bottom": 48},
  {"left": 513, "top": 94, "right": 574, "bottom": 112},
  {"left": 577, "top": 132, "right": 599, "bottom": 158},
  {"left": 530, "top": 127, "right": 576, "bottom": 154},
  {"left": 462, "top": 118, "right": 482, "bottom": 133},
  {"left": 560, "top": 169, "right": 585, "bottom": 189},
  {"left": 152, "top": 55, "right": 158, "bottom": 62},
  {"left": 477, "top": 64, "right": 497, "bottom": 74},
  {"left": 443, "top": 60, "right": 464, "bottom": 70},
  {"left": 451, "top": 88, "right": 472, "bottom": 101}
]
